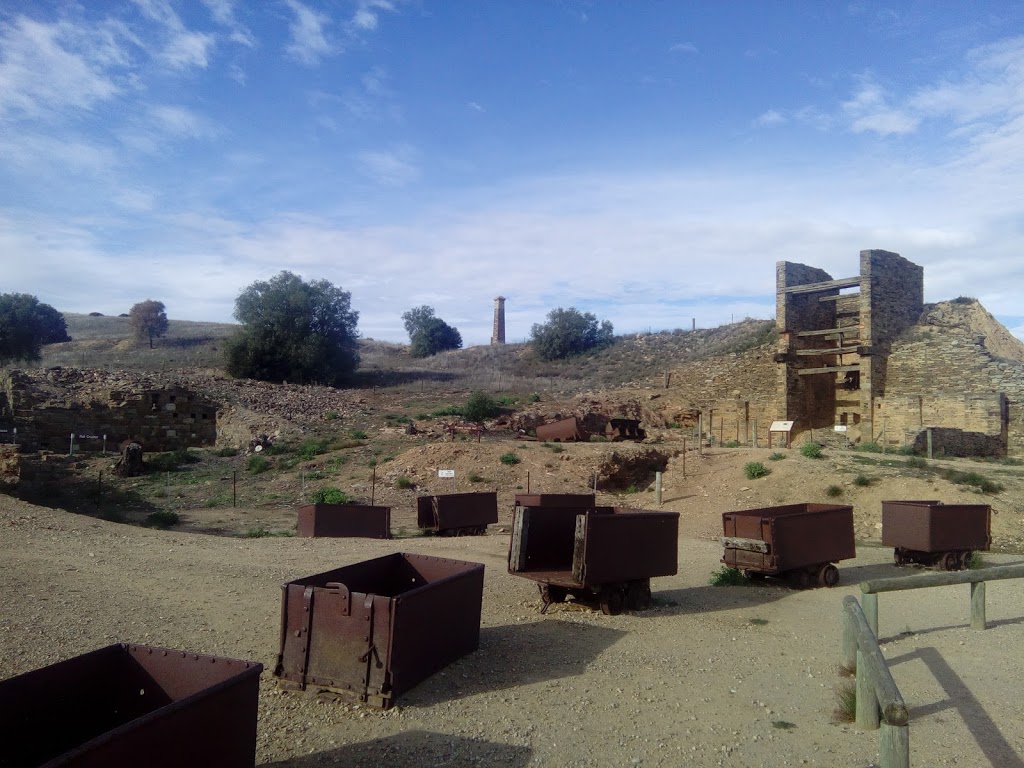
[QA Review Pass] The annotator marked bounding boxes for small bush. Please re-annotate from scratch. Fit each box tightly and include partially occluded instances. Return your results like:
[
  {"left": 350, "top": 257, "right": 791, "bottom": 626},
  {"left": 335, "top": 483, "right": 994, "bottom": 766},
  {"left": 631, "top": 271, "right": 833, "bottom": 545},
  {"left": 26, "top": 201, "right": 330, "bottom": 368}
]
[
  {"left": 277, "top": 457, "right": 299, "bottom": 471},
  {"left": 499, "top": 452, "right": 521, "bottom": 466},
  {"left": 495, "top": 395, "right": 518, "bottom": 407},
  {"left": 625, "top": 484, "right": 639, "bottom": 494},
  {"left": 528, "top": 393, "right": 541, "bottom": 403},
  {"left": 429, "top": 405, "right": 463, "bottom": 418},
  {"left": 325, "top": 410, "right": 339, "bottom": 420},
  {"left": 589, "top": 435, "right": 609, "bottom": 443},
  {"left": 967, "top": 552, "right": 985, "bottom": 569},
  {"left": 145, "top": 510, "right": 180, "bottom": 529},
  {"left": 303, "top": 470, "right": 326, "bottom": 480},
  {"left": 852, "top": 474, "right": 872, "bottom": 487},
  {"left": 800, "top": 443, "right": 823, "bottom": 459},
  {"left": 244, "top": 527, "right": 274, "bottom": 538},
  {"left": 350, "top": 429, "right": 368, "bottom": 440},
  {"left": 297, "top": 439, "right": 331, "bottom": 461},
  {"left": 147, "top": 448, "right": 201, "bottom": 472},
  {"left": 744, "top": 461, "right": 770, "bottom": 479},
  {"left": 854, "top": 442, "right": 883, "bottom": 453},
  {"left": 768, "top": 452, "right": 786, "bottom": 461},
  {"left": 262, "top": 443, "right": 291, "bottom": 455},
  {"left": 723, "top": 440, "right": 741, "bottom": 448},
  {"left": 468, "top": 472, "right": 485, "bottom": 483},
  {"left": 395, "top": 476, "right": 414, "bottom": 490},
  {"left": 311, "top": 486, "right": 353, "bottom": 504},
  {"left": 905, "top": 456, "right": 928, "bottom": 469},
  {"left": 826, "top": 485, "right": 844, "bottom": 497},
  {"left": 465, "top": 392, "right": 502, "bottom": 422},
  {"left": 895, "top": 445, "right": 917, "bottom": 455},
  {"left": 212, "top": 446, "right": 239, "bottom": 457},
  {"left": 749, "top": 617, "right": 769, "bottom": 626},
  {"left": 709, "top": 566, "right": 750, "bottom": 586},
  {"left": 772, "top": 721, "right": 797, "bottom": 731},
  {"left": 246, "top": 455, "right": 270, "bottom": 474},
  {"left": 542, "top": 443, "right": 565, "bottom": 453},
  {"left": 943, "top": 469, "right": 1003, "bottom": 494}
]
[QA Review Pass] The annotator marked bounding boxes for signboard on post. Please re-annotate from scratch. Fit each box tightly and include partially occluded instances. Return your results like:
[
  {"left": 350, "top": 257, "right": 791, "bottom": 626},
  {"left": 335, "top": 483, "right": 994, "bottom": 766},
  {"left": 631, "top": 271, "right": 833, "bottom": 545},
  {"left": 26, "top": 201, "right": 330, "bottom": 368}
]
[
  {"left": 438, "top": 468, "right": 456, "bottom": 492},
  {"left": 768, "top": 420, "right": 795, "bottom": 449}
]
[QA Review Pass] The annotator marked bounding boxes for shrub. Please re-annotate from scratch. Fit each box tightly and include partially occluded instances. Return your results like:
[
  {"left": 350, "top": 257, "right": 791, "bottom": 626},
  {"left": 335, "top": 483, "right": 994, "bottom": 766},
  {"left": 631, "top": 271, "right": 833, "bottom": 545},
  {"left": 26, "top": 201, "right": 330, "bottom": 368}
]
[
  {"left": 895, "top": 445, "right": 917, "bottom": 455},
  {"left": 147, "top": 448, "right": 201, "bottom": 472},
  {"left": 709, "top": 566, "right": 750, "bottom": 586},
  {"left": 544, "top": 443, "right": 565, "bottom": 454},
  {"left": 325, "top": 410, "right": 339, "bottom": 420},
  {"left": 905, "top": 456, "right": 928, "bottom": 469},
  {"left": 855, "top": 442, "right": 883, "bottom": 453},
  {"left": 395, "top": 476, "right": 414, "bottom": 490},
  {"left": 589, "top": 435, "right": 609, "bottom": 443},
  {"left": 744, "top": 462, "right": 769, "bottom": 479},
  {"left": 943, "top": 469, "right": 1003, "bottom": 494},
  {"left": 145, "top": 510, "right": 180, "bottom": 529},
  {"left": 528, "top": 393, "right": 541, "bottom": 403},
  {"left": 297, "top": 439, "right": 331, "bottom": 461},
  {"left": 723, "top": 440, "right": 741, "bottom": 448},
  {"left": 768, "top": 452, "right": 786, "bottom": 461},
  {"left": 246, "top": 455, "right": 270, "bottom": 473},
  {"left": 464, "top": 392, "right": 502, "bottom": 422},
  {"left": 832, "top": 681, "right": 857, "bottom": 723},
  {"left": 402, "top": 305, "right": 462, "bottom": 357},
  {"left": 468, "top": 472, "right": 485, "bottom": 483},
  {"left": 852, "top": 474, "right": 872, "bottom": 487},
  {"left": 350, "top": 429, "right": 368, "bottom": 440},
  {"left": 826, "top": 485, "right": 844, "bottom": 497},
  {"left": 499, "top": 452, "right": 521, "bottom": 466},
  {"left": 212, "top": 446, "right": 240, "bottom": 457},
  {"left": 800, "top": 442, "right": 823, "bottom": 459},
  {"left": 311, "top": 486, "right": 353, "bottom": 504},
  {"left": 529, "top": 307, "right": 615, "bottom": 361}
]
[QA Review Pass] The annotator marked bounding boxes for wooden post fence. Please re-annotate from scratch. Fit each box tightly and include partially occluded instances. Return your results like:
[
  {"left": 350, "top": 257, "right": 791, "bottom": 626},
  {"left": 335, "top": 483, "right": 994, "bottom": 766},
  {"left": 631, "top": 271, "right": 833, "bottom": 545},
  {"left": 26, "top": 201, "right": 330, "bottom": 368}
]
[
  {"left": 841, "top": 596, "right": 909, "bottom": 768},
  {"left": 859, "top": 563, "right": 1024, "bottom": 636}
]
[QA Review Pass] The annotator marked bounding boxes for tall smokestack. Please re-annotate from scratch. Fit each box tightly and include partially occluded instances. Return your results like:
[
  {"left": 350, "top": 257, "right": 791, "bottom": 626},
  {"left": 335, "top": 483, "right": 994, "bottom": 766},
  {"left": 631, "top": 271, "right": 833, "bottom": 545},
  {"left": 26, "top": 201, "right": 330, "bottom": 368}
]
[{"left": 491, "top": 296, "right": 506, "bottom": 345}]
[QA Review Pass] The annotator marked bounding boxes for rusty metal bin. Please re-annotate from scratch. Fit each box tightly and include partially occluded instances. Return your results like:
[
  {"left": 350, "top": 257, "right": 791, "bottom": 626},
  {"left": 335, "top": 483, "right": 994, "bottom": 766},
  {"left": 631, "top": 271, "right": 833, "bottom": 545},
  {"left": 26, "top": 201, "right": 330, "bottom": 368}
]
[
  {"left": 882, "top": 500, "right": 991, "bottom": 570},
  {"left": 721, "top": 503, "right": 855, "bottom": 587},
  {"left": 416, "top": 491, "right": 498, "bottom": 535},
  {"left": 296, "top": 503, "right": 391, "bottom": 539},
  {"left": 513, "top": 493, "right": 595, "bottom": 511},
  {"left": 275, "top": 552, "right": 484, "bottom": 708},
  {"left": 0, "top": 644, "right": 262, "bottom": 768},
  {"left": 535, "top": 417, "right": 589, "bottom": 442},
  {"left": 509, "top": 506, "right": 679, "bottom": 614}
]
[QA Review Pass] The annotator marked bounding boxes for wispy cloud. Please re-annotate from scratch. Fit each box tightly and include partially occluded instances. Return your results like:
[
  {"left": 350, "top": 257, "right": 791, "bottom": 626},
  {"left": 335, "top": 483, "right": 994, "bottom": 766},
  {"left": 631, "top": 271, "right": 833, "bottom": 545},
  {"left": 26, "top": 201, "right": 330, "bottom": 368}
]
[
  {"left": 755, "top": 109, "right": 786, "bottom": 127},
  {"left": 351, "top": 1, "right": 397, "bottom": 32},
  {"left": 669, "top": 41, "right": 698, "bottom": 54},
  {"left": 356, "top": 147, "right": 419, "bottom": 185},
  {"left": 842, "top": 81, "right": 919, "bottom": 135},
  {"left": 130, "top": 0, "right": 217, "bottom": 70},
  {"left": 283, "top": 0, "right": 334, "bottom": 65},
  {"left": 201, "top": 0, "right": 256, "bottom": 47}
]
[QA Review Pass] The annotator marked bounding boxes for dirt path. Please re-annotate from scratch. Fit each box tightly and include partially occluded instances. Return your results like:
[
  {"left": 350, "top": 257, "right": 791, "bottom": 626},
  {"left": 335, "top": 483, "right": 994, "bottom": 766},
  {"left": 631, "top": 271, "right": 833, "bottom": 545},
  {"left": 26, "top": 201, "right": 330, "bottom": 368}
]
[{"left": 3, "top": 493, "right": 1024, "bottom": 767}]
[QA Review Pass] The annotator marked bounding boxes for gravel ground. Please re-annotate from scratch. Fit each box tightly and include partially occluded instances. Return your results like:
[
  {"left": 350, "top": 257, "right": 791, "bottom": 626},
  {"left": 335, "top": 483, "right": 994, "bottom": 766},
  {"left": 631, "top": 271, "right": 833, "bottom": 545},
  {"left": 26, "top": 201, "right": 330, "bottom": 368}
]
[{"left": 3, "top": 492, "right": 1024, "bottom": 767}]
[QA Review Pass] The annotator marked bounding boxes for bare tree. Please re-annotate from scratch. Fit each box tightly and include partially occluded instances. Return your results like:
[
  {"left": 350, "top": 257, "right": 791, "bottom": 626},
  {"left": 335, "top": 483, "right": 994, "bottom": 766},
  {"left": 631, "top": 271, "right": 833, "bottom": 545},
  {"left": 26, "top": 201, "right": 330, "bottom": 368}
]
[{"left": 129, "top": 299, "right": 169, "bottom": 349}]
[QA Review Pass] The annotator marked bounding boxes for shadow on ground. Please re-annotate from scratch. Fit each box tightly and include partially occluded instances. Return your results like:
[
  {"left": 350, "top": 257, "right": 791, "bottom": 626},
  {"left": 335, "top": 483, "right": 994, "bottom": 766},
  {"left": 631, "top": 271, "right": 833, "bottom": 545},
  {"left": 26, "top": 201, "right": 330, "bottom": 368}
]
[{"left": 262, "top": 730, "right": 531, "bottom": 768}]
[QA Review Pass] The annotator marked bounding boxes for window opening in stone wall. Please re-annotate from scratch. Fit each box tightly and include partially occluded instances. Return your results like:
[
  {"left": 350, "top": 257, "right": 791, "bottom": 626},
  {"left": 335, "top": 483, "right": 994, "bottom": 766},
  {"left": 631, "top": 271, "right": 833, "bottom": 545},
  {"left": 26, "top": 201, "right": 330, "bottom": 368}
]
[
  {"left": 843, "top": 371, "right": 860, "bottom": 390},
  {"left": 169, "top": 395, "right": 176, "bottom": 403}
]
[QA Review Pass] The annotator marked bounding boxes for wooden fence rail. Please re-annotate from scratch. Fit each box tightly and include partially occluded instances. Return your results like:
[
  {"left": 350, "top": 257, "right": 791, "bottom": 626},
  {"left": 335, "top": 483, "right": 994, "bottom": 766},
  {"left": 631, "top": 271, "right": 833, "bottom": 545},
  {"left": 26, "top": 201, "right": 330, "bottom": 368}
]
[
  {"left": 841, "top": 595, "right": 909, "bottom": 768},
  {"left": 859, "top": 563, "right": 1024, "bottom": 636}
]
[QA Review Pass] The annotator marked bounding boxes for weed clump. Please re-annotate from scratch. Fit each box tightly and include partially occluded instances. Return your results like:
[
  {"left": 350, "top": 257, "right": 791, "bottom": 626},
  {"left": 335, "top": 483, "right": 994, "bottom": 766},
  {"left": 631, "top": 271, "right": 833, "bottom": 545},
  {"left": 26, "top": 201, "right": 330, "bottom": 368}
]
[
  {"left": 826, "top": 484, "right": 844, "bottom": 497},
  {"left": 744, "top": 461, "right": 770, "bottom": 479},
  {"left": 768, "top": 452, "right": 786, "bottom": 461},
  {"left": 852, "top": 474, "right": 872, "bottom": 487},
  {"left": 800, "top": 442, "right": 823, "bottom": 459},
  {"left": 499, "top": 452, "right": 521, "bottom": 466},
  {"left": 246, "top": 455, "right": 270, "bottom": 474},
  {"left": 145, "top": 510, "right": 180, "bottom": 529},
  {"left": 709, "top": 567, "right": 751, "bottom": 586},
  {"left": 310, "top": 487, "right": 353, "bottom": 504}
]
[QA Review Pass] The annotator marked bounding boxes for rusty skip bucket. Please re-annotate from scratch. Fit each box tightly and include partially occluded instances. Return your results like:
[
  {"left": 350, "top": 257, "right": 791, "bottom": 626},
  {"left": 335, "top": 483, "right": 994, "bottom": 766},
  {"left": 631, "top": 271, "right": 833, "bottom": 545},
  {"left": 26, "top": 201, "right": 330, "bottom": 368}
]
[
  {"left": 513, "top": 493, "right": 595, "bottom": 510},
  {"left": 275, "top": 552, "right": 485, "bottom": 708},
  {"left": 882, "top": 499, "right": 991, "bottom": 569},
  {"left": 416, "top": 491, "right": 498, "bottom": 535},
  {"left": 0, "top": 644, "right": 262, "bottom": 768},
  {"left": 296, "top": 503, "right": 391, "bottom": 539}
]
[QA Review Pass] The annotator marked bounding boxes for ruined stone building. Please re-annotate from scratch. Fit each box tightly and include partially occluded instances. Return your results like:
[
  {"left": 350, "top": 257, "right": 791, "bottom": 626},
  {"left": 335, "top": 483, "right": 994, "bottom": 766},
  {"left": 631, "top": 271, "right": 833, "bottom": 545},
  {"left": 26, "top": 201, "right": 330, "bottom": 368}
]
[
  {"left": 491, "top": 296, "right": 506, "bottom": 345},
  {"left": 669, "top": 249, "right": 1024, "bottom": 457}
]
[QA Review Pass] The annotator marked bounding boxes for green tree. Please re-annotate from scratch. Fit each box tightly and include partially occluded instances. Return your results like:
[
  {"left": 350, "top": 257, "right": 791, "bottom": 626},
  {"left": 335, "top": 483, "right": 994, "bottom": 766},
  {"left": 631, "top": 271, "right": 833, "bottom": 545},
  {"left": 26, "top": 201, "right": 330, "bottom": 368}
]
[
  {"left": 0, "top": 293, "right": 69, "bottom": 365},
  {"left": 129, "top": 299, "right": 169, "bottom": 349},
  {"left": 529, "top": 307, "right": 615, "bottom": 361},
  {"left": 463, "top": 391, "right": 501, "bottom": 422},
  {"left": 224, "top": 271, "right": 360, "bottom": 386},
  {"left": 401, "top": 305, "right": 462, "bottom": 358}
]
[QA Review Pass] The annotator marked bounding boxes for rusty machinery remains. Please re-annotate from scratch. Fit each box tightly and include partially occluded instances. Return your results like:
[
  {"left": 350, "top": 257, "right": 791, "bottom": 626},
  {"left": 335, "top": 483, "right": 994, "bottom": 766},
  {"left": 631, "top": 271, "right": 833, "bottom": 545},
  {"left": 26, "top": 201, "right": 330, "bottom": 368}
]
[
  {"left": 417, "top": 491, "right": 498, "bottom": 536},
  {"left": 881, "top": 500, "right": 991, "bottom": 570}
]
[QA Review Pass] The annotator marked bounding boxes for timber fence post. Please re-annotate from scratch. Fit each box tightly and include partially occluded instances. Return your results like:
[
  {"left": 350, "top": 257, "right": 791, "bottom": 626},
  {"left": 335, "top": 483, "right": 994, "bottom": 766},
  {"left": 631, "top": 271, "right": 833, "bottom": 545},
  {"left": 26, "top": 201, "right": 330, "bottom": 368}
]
[{"left": 971, "top": 581, "right": 986, "bottom": 630}]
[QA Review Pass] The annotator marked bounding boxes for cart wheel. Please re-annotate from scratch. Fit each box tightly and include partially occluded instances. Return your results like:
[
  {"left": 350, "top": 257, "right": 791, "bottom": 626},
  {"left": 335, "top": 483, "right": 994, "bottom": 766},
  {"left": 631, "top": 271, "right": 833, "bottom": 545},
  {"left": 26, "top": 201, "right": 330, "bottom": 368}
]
[
  {"left": 599, "top": 585, "right": 626, "bottom": 615},
  {"left": 539, "top": 584, "right": 568, "bottom": 612},
  {"left": 959, "top": 551, "right": 973, "bottom": 570},
  {"left": 796, "top": 570, "right": 814, "bottom": 589},
  {"left": 941, "top": 552, "right": 959, "bottom": 571},
  {"left": 817, "top": 564, "right": 840, "bottom": 588},
  {"left": 626, "top": 580, "right": 652, "bottom": 611},
  {"left": 893, "top": 549, "right": 907, "bottom": 566}
]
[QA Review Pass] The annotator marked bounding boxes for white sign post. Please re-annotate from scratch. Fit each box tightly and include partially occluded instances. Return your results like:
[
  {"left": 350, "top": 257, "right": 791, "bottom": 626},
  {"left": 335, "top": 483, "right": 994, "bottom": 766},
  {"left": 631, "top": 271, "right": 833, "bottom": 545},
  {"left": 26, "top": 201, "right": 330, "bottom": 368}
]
[{"left": 438, "top": 468, "right": 456, "bottom": 492}]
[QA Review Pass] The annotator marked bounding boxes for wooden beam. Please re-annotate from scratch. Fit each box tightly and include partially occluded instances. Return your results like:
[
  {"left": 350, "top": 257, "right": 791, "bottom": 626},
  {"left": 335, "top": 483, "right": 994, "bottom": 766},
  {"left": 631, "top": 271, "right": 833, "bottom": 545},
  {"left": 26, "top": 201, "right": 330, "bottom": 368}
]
[
  {"left": 782, "top": 276, "right": 859, "bottom": 295},
  {"left": 796, "top": 327, "right": 860, "bottom": 338},
  {"left": 795, "top": 346, "right": 860, "bottom": 356},
  {"left": 797, "top": 364, "right": 860, "bottom": 375}
]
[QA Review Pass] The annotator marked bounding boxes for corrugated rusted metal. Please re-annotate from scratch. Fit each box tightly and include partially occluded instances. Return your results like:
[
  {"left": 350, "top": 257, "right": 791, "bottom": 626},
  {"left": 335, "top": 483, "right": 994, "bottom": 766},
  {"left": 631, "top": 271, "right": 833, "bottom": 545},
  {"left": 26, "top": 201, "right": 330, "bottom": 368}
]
[
  {"left": 881, "top": 500, "right": 991, "bottom": 554},
  {"left": 535, "top": 417, "right": 589, "bottom": 442},
  {"left": 0, "top": 644, "right": 262, "bottom": 768},
  {"left": 721, "top": 503, "right": 856, "bottom": 576},
  {"left": 416, "top": 492, "right": 498, "bottom": 535},
  {"left": 275, "top": 553, "right": 484, "bottom": 708},
  {"left": 296, "top": 503, "right": 391, "bottom": 539}
]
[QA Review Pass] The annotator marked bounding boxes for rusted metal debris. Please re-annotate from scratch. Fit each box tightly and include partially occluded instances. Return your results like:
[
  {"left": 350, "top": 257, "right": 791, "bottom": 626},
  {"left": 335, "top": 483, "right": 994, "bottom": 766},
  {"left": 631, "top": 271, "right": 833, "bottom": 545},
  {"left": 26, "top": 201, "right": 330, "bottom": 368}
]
[
  {"left": 535, "top": 417, "right": 589, "bottom": 443},
  {"left": 114, "top": 440, "right": 144, "bottom": 477},
  {"left": 445, "top": 423, "right": 485, "bottom": 442},
  {"left": 721, "top": 503, "right": 856, "bottom": 588},
  {"left": 882, "top": 500, "right": 991, "bottom": 570},
  {"left": 509, "top": 505, "right": 679, "bottom": 615},
  {"left": 417, "top": 492, "right": 498, "bottom": 536},
  {"left": 296, "top": 503, "right": 391, "bottom": 539},
  {"left": 275, "top": 553, "right": 485, "bottom": 708},
  {"left": 0, "top": 643, "right": 262, "bottom": 768},
  {"left": 606, "top": 418, "right": 646, "bottom": 442}
]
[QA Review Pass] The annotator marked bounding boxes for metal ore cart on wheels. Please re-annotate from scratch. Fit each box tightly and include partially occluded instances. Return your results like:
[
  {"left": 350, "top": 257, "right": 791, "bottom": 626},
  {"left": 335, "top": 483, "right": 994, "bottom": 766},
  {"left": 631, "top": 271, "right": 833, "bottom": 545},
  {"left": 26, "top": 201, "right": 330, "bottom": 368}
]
[
  {"left": 882, "top": 500, "right": 991, "bottom": 570},
  {"left": 509, "top": 504, "right": 679, "bottom": 615},
  {"left": 721, "top": 503, "right": 856, "bottom": 588}
]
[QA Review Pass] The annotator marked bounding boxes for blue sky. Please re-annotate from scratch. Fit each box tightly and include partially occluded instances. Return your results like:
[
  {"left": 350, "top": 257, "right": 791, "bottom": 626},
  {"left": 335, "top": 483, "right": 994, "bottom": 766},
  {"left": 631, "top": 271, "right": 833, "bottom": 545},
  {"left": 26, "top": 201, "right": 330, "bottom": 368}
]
[{"left": 3, "top": 1, "right": 1024, "bottom": 346}]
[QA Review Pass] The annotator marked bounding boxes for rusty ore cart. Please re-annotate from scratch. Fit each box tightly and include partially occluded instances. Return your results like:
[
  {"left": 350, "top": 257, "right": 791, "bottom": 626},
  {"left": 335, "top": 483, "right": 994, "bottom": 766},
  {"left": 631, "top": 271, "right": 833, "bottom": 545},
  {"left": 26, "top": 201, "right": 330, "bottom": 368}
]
[
  {"left": 275, "top": 552, "right": 484, "bottom": 708},
  {"left": 535, "top": 417, "right": 589, "bottom": 442},
  {"left": 513, "top": 493, "right": 595, "bottom": 515},
  {"left": 296, "top": 503, "right": 391, "bottom": 539},
  {"left": 721, "top": 503, "right": 855, "bottom": 587},
  {"left": 417, "top": 491, "right": 498, "bottom": 535},
  {"left": 882, "top": 500, "right": 991, "bottom": 570},
  {"left": 509, "top": 505, "right": 679, "bottom": 614},
  {"left": 0, "top": 643, "right": 262, "bottom": 768}
]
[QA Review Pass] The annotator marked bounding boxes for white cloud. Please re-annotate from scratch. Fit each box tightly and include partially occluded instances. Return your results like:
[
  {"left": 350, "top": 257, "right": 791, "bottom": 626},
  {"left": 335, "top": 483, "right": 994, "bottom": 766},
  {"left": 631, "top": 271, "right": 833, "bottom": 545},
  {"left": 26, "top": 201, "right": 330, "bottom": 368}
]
[
  {"left": 468, "top": 101, "right": 485, "bottom": 113},
  {"left": 670, "top": 41, "right": 698, "bottom": 54},
  {"left": 356, "top": 147, "right": 419, "bottom": 185},
  {"left": 201, "top": 0, "right": 256, "bottom": 47},
  {"left": 161, "top": 30, "right": 215, "bottom": 69},
  {"left": 284, "top": 0, "right": 334, "bottom": 65},
  {"left": 841, "top": 81, "right": 920, "bottom": 135},
  {"left": 755, "top": 109, "right": 786, "bottom": 127}
]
